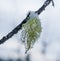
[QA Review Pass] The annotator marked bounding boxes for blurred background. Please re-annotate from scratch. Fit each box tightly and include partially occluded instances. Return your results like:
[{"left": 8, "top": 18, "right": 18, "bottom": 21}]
[{"left": 0, "top": 0, "right": 60, "bottom": 61}]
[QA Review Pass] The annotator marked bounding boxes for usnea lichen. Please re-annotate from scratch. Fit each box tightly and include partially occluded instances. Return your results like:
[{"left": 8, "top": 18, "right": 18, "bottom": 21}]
[{"left": 21, "top": 11, "right": 42, "bottom": 53}]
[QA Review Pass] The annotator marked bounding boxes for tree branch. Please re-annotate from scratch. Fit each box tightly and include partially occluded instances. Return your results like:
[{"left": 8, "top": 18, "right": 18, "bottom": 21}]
[
  {"left": 0, "top": 0, "right": 53, "bottom": 44},
  {"left": 35, "top": 0, "right": 53, "bottom": 15}
]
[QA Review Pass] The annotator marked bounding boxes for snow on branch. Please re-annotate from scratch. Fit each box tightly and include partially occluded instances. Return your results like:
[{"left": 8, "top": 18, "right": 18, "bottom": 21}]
[{"left": 0, "top": 0, "right": 54, "bottom": 44}]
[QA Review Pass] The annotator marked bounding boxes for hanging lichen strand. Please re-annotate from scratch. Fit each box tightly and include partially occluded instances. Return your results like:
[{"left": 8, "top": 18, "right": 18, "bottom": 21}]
[{"left": 21, "top": 11, "right": 42, "bottom": 53}]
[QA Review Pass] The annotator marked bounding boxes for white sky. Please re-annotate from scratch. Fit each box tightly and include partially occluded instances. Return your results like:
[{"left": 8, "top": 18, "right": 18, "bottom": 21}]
[{"left": 0, "top": 0, "right": 60, "bottom": 61}]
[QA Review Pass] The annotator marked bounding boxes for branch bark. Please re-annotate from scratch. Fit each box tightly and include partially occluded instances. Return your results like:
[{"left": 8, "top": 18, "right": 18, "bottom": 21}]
[{"left": 0, "top": 0, "right": 53, "bottom": 44}]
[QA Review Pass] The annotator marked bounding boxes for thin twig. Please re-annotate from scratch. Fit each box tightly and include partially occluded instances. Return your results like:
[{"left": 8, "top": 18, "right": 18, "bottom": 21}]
[
  {"left": 35, "top": 0, "right": 53, "bottom": 15},
  {"left": 0, "top": 0, "right": 53, "bottom": 44}
]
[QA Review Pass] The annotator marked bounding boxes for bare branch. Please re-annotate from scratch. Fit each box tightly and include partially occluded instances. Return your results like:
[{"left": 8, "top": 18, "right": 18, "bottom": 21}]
[{"left": 35, "top": 0, "right": 53, "bottom": 15}]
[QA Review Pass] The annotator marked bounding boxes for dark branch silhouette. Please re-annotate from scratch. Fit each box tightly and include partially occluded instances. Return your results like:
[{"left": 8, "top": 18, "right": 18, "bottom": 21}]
[
  {"left": 0, "top": 0, "right": 54, "bottom": 44},
  {"left": 35, "top": 0, "right": 54, "bottom": 15}
]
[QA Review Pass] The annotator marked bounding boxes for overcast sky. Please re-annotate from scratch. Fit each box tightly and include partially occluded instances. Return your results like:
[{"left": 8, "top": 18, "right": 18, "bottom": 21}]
[{"left": 0, "top": 0, "right": 60, "bottom": 61}]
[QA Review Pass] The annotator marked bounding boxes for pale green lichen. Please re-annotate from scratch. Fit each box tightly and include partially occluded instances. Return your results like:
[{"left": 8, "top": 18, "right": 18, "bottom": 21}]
[{"left": 21, "top": 12, "right": 42, "bottom": 53}]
